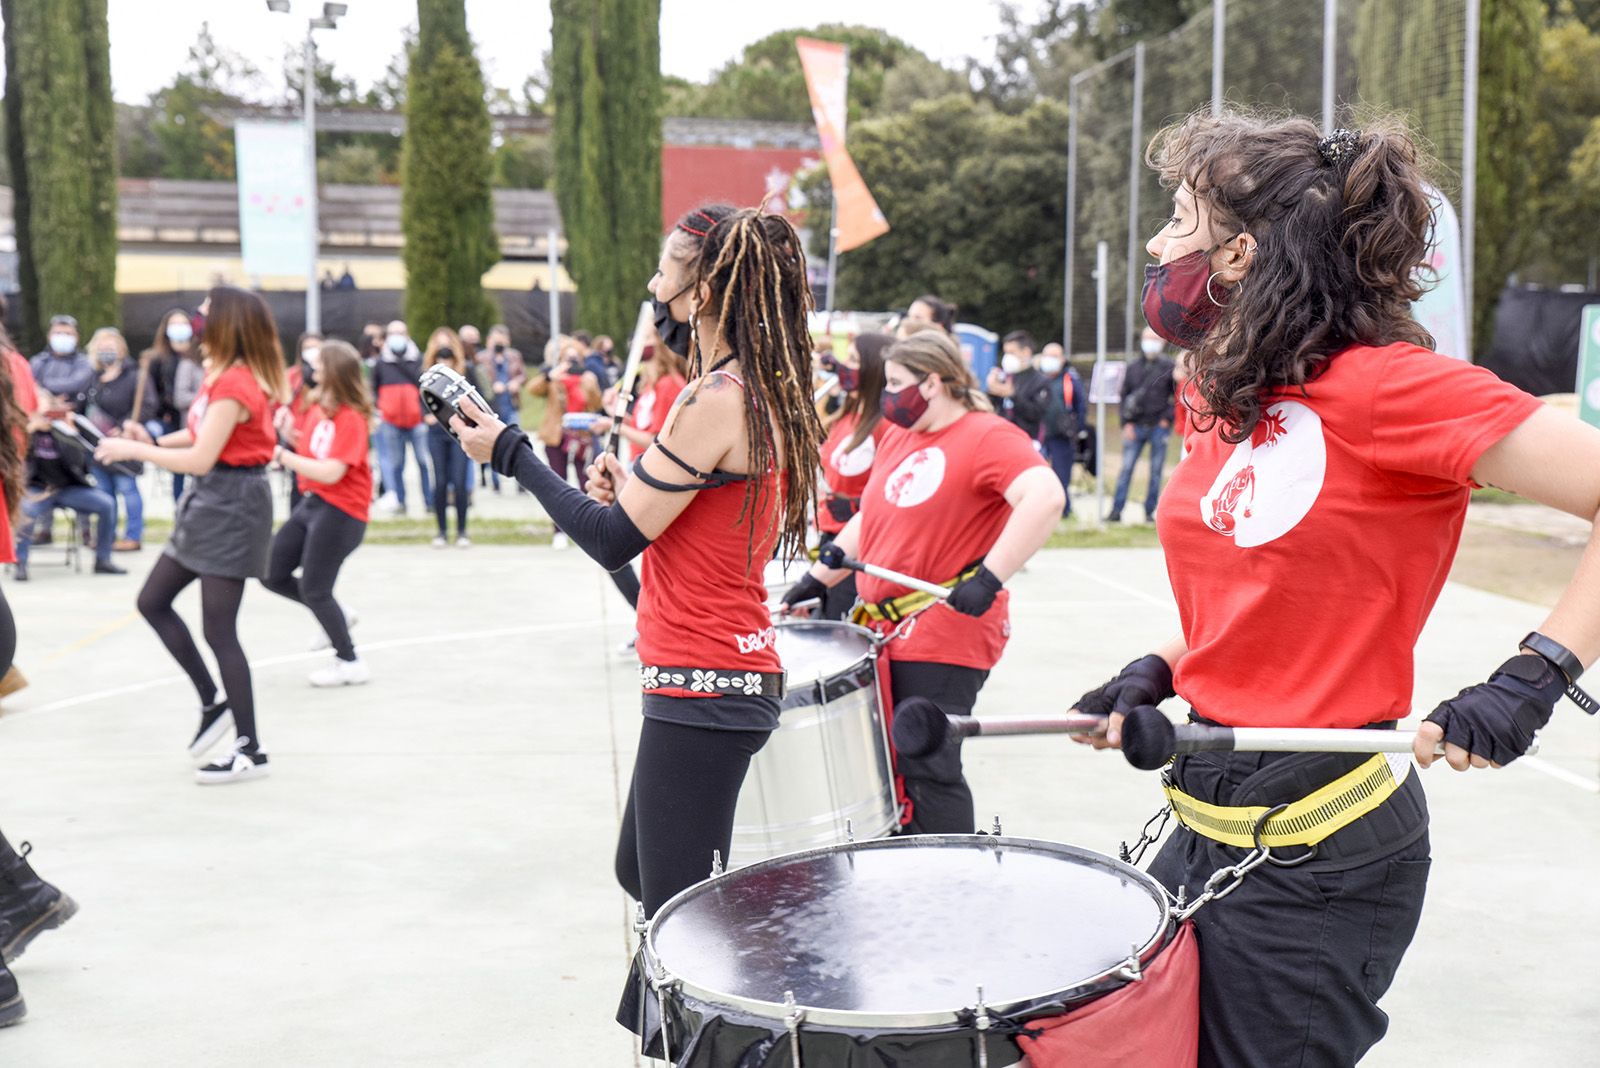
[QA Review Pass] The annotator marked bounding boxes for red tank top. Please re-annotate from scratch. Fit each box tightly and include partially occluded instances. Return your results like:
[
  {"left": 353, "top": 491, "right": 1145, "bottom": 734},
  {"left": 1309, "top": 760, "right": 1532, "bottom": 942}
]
[{"left": 634, "top": 370, "right": 786, "bottom": 691}]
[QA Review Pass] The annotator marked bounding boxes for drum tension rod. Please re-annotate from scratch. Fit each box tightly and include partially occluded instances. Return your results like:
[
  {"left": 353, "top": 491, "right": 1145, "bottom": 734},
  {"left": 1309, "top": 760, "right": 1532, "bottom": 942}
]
[
  {"left": 974, "top": 986, "right": 991, "bottom": 1068},
  {"left": 783, "top": 991, "right": 804, "bottom": 1068},
  {"left": 709, "top": 850, "right": 724, "bottom": 878}
]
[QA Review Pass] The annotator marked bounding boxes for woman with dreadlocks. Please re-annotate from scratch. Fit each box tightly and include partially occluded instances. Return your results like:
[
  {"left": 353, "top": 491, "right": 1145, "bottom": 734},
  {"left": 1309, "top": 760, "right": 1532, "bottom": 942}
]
[{"left": 454, "top": 203, "right": 820, "bottom": 916}]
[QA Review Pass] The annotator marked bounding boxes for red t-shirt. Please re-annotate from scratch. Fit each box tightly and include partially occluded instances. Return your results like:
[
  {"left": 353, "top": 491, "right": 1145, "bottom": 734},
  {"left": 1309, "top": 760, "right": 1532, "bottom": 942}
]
[
  {"left": 186, "top": 363, "right": 276, "bottom": 467},
  {"left": 818, "top": 412, "right": 883, "bottom": 535},
  {"left": 631, "top": 373, "right": 686, "bottom": 437},
  {"left": 1158, "top": 343, "right": 1542, "bottom": 729},
  {"left": 7, "top": 350, "right": 38, "bottom": 417},
  {"left": 297, "top": 405, "right": 372, "bottom": 522},
  {"left": 856, "top": 411, "right": 1047, "bottom": 669}
]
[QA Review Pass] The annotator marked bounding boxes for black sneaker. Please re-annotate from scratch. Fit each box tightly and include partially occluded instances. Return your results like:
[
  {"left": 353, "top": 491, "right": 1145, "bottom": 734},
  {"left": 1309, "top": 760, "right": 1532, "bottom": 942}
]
[
  {"left": 93, "top": 560, "right": 126, "bottom": 576},
  {"left": 187, "top": 701, "right": 233, "bottom": 762},
  {"left": 0, "top": 960, "right": 23, "bottom": 1028},
  {"left": 195, "top": 739, "right": 270, "bottom": 786},
  {"left": 1106, "top": 510, "right": 1123, "bottom": 523}
]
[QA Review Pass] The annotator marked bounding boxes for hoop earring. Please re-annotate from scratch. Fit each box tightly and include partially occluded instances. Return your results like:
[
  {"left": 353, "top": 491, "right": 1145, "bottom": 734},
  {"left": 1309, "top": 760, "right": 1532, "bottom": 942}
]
[{"left": 1205, "top": 271, "right": 1238, "bottom": 307}]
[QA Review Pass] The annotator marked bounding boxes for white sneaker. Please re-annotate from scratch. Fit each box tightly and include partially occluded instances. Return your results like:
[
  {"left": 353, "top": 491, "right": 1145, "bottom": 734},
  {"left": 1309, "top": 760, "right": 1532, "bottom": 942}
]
[
  {"left": 309, "top": 607, "right": 359, "bottom": 652},
  {"left": 309, "top": 656, "right": 371, "bottom": 688},
  {"left": 617, "top": 632, "right": 638, "bottom": 657},
  {"left": 455, "top": 535, "right": 472, "bottom": 549},
  {"left": 551, "top": 532, "right": 570, "bottom": 551},
  {"left": 431, "top": 535, "right": 448, "bottom": 549},
  {"left": 195, "top": 738, "right": 270, "bottom": 785},
  {"left": 376, "top": 492, "right": 401, "bottom": 516}
]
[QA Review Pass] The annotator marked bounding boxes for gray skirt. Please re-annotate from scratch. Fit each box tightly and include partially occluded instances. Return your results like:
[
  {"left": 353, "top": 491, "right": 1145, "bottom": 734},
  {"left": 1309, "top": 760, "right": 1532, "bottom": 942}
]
[{"left": 164, "top": 464, "right": 273, "bottom": 579}]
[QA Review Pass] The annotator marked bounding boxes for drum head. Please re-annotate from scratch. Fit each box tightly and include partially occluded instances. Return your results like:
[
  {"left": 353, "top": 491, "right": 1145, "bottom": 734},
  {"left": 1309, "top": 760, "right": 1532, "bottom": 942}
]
[
  {"left": 773, "top": 620, "right": 875, "bottom": 682},
  {"left": 648, "top": 835, "right": 1169, "bottom": 1028}
]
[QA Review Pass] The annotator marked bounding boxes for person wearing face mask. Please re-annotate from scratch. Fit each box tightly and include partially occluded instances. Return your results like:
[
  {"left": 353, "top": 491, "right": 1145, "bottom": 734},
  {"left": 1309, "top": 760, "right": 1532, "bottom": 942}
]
[
  {"left": 274, "top": 332, "right": 324, "bottom": 511},
  {"left": 85, "top": 327, "right": 156, "bottom": 552},
  {"left": 370, "top": 320, "right": 433, "bottom": 516},
  {"left": 1037, "top": 341, "right": 1087, "bottom": 518},
  {"left": 786, "top": 329, "right": 1065, "bottom": 834},
  {"left": 986, "top": 330, "right": 1052, "bottom": 440},
  {"left": 810, "top": 331, "right": 890, "bottom": 619},
  {"left": 422, "top": 327, "right": 489, "bottom": 548},
  {"left": 474, "top": 324, "right": 525, "bottom": 493},
  {"left": 146, "top": 309, "right": 205, "bottom": 502},
  {"left": 1107, "top": 327, "right": 1177, "bottom": 523},
  {"left": 30, "top": 315, "right": 94, "bottom": 414}
]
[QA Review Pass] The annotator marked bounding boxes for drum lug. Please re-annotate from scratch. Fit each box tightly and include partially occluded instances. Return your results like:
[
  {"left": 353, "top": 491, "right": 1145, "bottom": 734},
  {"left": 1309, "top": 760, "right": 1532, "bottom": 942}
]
[
  {"left": 709, "top": 850, "right": 724, "bottom": 878},
  {"left": 783, "top": 991, "right": 805, "bottom": 1068},
  {"left": 845, "top": 819, "right": 855, "bottom": 843},
  {"left": 990, "top": 815, "right": 1003, "bottom": 837},
  {"left": 632, "top": 902, "right": 648, "bottom": 936},
  {"left": 973, "top": 986, "right": 991, "bottom": 1068},
  {"left": 1115, "top": 942, "right": 1144, "bottom": 982}
]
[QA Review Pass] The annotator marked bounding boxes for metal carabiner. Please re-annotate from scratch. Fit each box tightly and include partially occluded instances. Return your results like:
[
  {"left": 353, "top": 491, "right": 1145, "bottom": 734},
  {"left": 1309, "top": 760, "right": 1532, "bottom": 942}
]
[{"left": 1253, "top": 803, "right": 1320, "bottom": 869}]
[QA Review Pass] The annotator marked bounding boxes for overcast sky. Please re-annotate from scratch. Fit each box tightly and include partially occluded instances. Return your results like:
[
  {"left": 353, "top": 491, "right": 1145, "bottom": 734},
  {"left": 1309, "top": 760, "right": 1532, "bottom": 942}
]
[{"left": 0, "top": 1, "right": 1038, "bottom": 105}]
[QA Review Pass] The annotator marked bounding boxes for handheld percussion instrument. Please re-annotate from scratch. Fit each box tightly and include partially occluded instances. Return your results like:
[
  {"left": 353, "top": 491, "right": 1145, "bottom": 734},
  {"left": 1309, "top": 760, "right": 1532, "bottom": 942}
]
[
  {"left": 53, "top": 415, "right": 139, "bottom": 478},
  {"left": 816, "top": 544, "right": 952, "bottom": 603},
  {"left": 729, "top": 621, "right": 898, "bottom": 866},
  {"left": 626, "top": 834, "right": 1186, "bottom": 1067},
  {"left": 419, "top": 364, "right": 493, "bottom": 441}
]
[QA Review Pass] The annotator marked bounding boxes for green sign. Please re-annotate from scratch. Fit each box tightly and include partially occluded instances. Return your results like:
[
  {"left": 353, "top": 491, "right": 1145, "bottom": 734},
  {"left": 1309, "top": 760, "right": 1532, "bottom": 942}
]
[{"left": 1580, "top": 305, "right": 1600, "bottom": 428}]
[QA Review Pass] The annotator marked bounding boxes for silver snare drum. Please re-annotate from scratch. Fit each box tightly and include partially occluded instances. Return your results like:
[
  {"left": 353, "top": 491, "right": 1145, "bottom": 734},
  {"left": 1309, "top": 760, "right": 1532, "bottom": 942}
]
[
  {"left": 626, "top": 835, "right": 1176, "bottom": 1066},
  {"left": 728, "top": 621, "right": 897, "bottom": 866}
]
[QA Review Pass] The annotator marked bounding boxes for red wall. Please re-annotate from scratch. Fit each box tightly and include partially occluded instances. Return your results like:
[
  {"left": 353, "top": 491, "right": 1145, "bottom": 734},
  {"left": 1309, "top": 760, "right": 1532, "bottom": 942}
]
[{"left": 661, "top": 145, "right": 819, "bottom": 233}]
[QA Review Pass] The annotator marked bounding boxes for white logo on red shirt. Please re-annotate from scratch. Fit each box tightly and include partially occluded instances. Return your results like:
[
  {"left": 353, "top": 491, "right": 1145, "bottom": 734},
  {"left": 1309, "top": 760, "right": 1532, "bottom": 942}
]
[
  {"left": 632, "top": 391, "right": 657, "bottom": 430},
  {"left": 1200, "top": 401, "right": 1325, "bottom": 548},
  {"left": 187, "top": 394, "right": 208, "bottom": 432},
  {"left": 831, "top": 433, "right": 876, "bottom": 477},
  {"left": 308, "top": 418, "right": 336, "bottom": 460},
  {"left": 882, "top": 446, "right": 946, "bottom": 508},
  {"left": 736, "top": 625, "right": 777, "bottom": 655}
]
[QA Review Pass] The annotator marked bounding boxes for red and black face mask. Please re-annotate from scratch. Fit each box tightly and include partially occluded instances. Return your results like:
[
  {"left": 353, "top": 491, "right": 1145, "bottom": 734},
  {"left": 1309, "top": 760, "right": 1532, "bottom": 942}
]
[
  {"left": 1141, "top": 247, "right": 1231, "bottom": 349},
  {"left": 880, "top": 378, "right": 931, "bottom": 428}
]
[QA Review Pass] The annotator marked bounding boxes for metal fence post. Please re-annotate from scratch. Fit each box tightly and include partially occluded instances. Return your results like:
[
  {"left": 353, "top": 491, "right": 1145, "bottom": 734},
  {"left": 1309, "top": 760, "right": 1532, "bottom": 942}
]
[
  {"left": 1064, "top": 78, "right": 1079, "bottom": 352},
  {"left": 1322, "top": 0, "right": 1338, "bottom": 132},
  {"left": 1462, "top": 0, "right": 1480, "bottom": 358},
  {"left": 1094, "top": 240, "right": 1108, "bottom": 522},
  {"left": 1124, "top": 43, "right": 1146, "bottom": 357},
  {"left": 1211, "top": 0, "right": 1226, "bottom": 116}
]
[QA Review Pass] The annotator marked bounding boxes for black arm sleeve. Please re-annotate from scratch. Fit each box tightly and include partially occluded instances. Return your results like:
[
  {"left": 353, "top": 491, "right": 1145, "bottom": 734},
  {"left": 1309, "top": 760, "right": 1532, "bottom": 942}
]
[{"left": 490, "top": 427, "right": 650, "bottom": 571}]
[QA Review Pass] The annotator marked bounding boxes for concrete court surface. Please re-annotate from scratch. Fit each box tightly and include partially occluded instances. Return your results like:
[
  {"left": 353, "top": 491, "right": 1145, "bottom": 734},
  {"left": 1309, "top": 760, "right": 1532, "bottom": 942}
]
[{"left": 0, "top": 544, "right": 1594, "bottom": 1067}]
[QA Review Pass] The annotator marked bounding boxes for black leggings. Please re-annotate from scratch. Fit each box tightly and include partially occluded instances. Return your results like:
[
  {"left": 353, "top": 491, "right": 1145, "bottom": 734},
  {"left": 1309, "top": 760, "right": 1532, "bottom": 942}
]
[
  {"left": 610, "top": 564, "right": 641, "bottom": 610},
  {"left": 137, "top": 554, "right": 258, "bottom": 750},
  {"left": 615, "top": 718, "right": 769, "bottom": 917},
  {"left": 428, "top": 426, "right": 471, "bottom": 538},
  {"left": 889, "top": 660, "right": 990, "bottom": 835},
  {"left": 261, "top": 495, "right": 367, "bottom": 661},
  {"left": 0, "top": 583, "right": 15, "bottom": 675}
]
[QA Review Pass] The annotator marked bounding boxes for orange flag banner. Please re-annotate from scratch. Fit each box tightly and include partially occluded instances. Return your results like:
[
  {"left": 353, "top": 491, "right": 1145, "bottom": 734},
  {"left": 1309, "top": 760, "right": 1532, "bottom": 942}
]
[{"left": 795, "top": 37, "right": 889, "bottom": 252}]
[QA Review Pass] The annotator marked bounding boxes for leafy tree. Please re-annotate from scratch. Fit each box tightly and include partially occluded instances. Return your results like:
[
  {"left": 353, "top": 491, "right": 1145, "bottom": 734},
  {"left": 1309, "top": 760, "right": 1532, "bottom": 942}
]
[
  {"left": 878, "top": 54, "right": 970, "bottom": 115},
  {"left": 1522, "top": 10, "right": 1600, "bottom": 286},
  {"left": 319, "top": 141, "right": 389, "bottom": 185},
  {"left": 401, "top": 0, "right": 496, "bottom": 333},
  {"left": 492, "top": 134, "right": 552, "bottom": 189},
  {"left": 146, "top": 23, "right": 263, "bottom": 181},
  {"left": 551, "top": 0, "right": 662, "bottom": 338},
  {"left": 1, "top": 0, "right": 118, "bottom": 350},
  {"left": 667, "top": 25, "right": 920, "bottom": 123},
  {"left": 825, "top": 95, "right": 1070, "bottom": 344}
]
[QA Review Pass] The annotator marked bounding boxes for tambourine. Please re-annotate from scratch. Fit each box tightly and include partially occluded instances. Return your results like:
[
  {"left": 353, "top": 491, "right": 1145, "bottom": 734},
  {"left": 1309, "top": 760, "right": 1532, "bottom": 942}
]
[{"left": 419, "top": 365, "right": 492, "bottom": 441}]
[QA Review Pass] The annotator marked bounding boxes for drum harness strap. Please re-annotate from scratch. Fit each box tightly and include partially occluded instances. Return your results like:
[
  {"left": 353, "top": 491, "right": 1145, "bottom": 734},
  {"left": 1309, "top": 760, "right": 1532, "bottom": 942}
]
[{"left": 850, "top": 563, "right": 983, "bottom": 624}]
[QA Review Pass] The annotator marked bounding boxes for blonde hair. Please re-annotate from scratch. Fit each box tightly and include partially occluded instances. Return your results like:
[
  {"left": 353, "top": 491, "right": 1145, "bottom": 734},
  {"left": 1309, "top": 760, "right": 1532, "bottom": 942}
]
[
  {"left": 424, "top": 327, "right": 465, "bottom": 369},
  {"left": 884, "top": 330, "right": 991, "bottom": 412},
  {"left": 87, "top": 327, "right": 128, "bottom": 363}
]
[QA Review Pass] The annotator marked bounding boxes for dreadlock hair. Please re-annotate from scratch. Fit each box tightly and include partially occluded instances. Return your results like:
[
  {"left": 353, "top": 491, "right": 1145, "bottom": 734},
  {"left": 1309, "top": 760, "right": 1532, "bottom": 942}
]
[
  {"left": 668, "top": 203, "right": 822, "bottom": 560},
  {"left": 1147, "top": 109, "right": 1435, "bottom": 442},
  {"left": 0, "top": 325, "right": 26, "bottom": 525}
]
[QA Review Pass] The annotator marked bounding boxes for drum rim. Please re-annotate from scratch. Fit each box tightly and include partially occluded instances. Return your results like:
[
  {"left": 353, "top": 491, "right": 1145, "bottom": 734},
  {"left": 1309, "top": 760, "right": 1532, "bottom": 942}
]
[
  {"left": 643, "top": 833, "right": 1173, "bottom": 1030},
  {"left": 772, "top": 618, "right": 879, "bottom": 688}
]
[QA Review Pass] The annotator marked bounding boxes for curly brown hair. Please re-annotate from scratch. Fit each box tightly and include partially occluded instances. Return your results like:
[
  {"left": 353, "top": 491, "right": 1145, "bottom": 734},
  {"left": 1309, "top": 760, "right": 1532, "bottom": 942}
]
[{"left": 1147, "top": 110, "right": 1436, "bottom": 443}]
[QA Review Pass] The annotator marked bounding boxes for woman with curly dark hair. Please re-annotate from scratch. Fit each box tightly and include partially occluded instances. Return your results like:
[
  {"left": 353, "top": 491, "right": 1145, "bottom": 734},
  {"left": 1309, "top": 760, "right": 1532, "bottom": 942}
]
[
  {"left": 1073, "top": 111, "right": 1600, "bottom": 1066},
  {"left": 455, "top": 203, "right": 822, "bottom": 918}
]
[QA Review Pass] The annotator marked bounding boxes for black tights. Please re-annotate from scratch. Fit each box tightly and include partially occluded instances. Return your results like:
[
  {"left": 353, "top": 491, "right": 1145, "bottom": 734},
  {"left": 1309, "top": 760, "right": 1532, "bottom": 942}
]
[
  {"left": 615, "top": 718, "right": 768, "bottom": 917},
  {"left": 889, "top": 660, "right": 989, "bottom": 835},
  {"left": 610, "top": 565, "right": 641, "bottom": 610},
  {"left": 262, "top": 496, "right": 366, "bottom": 661},
  {"left": 0, "top": 583, "right": 14, "bottom": 675},
  {"left": 136, "top": 554, "right": 258, "bottom": 751}
]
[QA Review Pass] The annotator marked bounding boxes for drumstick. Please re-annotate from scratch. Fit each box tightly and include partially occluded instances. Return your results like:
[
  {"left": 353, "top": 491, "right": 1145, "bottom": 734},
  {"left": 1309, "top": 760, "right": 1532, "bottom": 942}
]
[
  {"left": 1120, "top": 706, "right": 1461, "bottom": 771},
  {"left": 602, "top": 301, "right": 656, "bottom": 459},
  {"left": 892, "top": 697, "right": 1102, "bottom": 758},
  {"left": 816, "top": 544, "right": 951, "bottom": 602}
]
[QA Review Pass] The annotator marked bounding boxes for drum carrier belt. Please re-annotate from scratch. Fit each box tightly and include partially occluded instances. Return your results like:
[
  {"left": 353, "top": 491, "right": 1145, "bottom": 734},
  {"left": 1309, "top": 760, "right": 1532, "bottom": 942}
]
[
  {"left": 1163, "top": 753, "right": 1406, "bottom": 850},
  {"left": 851, "top": 563, "right": 982, "bottom": 624}
]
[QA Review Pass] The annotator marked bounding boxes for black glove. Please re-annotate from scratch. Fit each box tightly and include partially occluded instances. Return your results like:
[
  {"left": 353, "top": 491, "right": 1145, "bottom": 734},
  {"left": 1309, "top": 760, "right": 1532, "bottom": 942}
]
[
  {"left": 1074, "top": 654, "right": 1175, "bottom": 717},
  {"left": 782, "top": 573, "right": 828, "bottom": 609},
  {"left": 1423, "top": 654, "right": 1562, "bottom": 766},
  {"left": 946, "top": 565, "right": 1003, "bottom": 617}
]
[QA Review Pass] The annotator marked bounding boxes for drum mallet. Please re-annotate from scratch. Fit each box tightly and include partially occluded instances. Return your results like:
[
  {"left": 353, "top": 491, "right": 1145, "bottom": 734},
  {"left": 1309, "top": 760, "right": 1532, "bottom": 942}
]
[
  {"left": 1118, "top": 705, "right": 1489, "bottom": 771},
  {"left": 892, "top": 697, "right": 1104, "bottom": 758},
  {"left": 816, "top": 544, "right": 951, "bottom": 602}
]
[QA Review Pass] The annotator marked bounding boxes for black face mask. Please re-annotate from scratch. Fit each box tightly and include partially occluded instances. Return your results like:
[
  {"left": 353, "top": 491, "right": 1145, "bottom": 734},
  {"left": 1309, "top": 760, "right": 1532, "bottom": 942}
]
[
  {"left": 301, "top": 363, "right": 318, "bottom": 389},
  {"left": 653, "top": 282, "right": 695, "bottom": 358}
]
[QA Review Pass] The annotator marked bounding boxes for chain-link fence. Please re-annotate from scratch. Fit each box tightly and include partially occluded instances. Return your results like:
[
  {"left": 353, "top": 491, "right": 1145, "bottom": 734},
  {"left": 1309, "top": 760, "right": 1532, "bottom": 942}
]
[{"left": 1064, "top": 0, "right": 1474, "bottom": 356}]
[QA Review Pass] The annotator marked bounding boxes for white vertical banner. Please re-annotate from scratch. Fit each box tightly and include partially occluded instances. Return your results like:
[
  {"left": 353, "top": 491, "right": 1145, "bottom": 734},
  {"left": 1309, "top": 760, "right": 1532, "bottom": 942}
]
[
  {"left": 234, "top": 120, "right": 313, "bottom": 278},
  {"left": 1414, "top": 184, "right": 1469, "bottom": 361}
]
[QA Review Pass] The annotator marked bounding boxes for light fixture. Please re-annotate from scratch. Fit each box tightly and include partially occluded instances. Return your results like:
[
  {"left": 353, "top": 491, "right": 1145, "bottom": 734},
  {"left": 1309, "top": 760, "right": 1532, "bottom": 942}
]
[
  {"left": 266, "top": 0, "right": 290, "bottom": 11},
  {"left": 323, "top": 3, "right": 348, "bottom": 16}
]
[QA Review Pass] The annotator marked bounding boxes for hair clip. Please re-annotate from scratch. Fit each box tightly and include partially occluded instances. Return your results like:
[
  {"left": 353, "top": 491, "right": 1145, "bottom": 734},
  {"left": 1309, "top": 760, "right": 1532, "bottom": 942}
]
[{"left": 1317, "top": 128, "right": 1360, "bottom": 166}]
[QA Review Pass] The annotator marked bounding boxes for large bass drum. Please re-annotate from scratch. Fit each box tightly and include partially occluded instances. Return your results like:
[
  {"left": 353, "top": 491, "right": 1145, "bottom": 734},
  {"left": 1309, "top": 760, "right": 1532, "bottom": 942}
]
[
  {"left": 728, "top": 621, "right": 897, "bottom": 866},
  {"left": 622, "top": 835, "right": 1185, "bottom": 1067}
]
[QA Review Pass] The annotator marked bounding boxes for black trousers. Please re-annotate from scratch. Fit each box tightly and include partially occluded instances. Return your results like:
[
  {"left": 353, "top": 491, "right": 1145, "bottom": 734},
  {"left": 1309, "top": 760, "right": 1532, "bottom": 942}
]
[
  {"left": 888, "top": 660, "right": 989, "bottom": 835},
  {"left": 261, "top": 495, "right": 367, "bottom": 661},
  {"left": 1148, "top": 750, "right": 1431, "bottom": 1067},
  {"left": 615, "top": 718, "right": 769, "bottom": 917}
]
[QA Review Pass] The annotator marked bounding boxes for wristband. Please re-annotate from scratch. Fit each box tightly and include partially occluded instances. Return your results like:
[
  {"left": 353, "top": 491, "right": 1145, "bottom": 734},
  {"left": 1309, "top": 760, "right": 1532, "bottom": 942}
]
[{"left": 1520, "top": 631, "right": 1598, "bottom": 716}]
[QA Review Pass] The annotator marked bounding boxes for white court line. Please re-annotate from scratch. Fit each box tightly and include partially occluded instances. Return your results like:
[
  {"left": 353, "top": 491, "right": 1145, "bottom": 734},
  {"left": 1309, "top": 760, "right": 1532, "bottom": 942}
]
[
  {"left": 1518, "top": 754, "right": 1600, "bottom": 794},
  {"left": 1057, "top": 561, "right": 1179, "bottom": 613},
  {"left": 24, "top": 619, "right": 610, "bottom": 716}
]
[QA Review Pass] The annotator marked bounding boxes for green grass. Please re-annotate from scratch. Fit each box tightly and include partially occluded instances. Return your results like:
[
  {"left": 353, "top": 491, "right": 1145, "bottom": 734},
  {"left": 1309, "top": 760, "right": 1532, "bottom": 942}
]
[
  {"left": 1469, "top": 487, "right": 1521, "bottom": 505},
  {"left": 1045, "top": 521, "right": 1162, "bottom": 549},
  {"left": 135, "top": 515, "right": 557, "bottom": 548}
]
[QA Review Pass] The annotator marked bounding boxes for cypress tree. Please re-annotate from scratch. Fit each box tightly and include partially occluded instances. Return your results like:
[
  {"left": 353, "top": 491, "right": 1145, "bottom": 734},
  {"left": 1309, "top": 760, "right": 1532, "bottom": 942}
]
[
  {"left": 551, "top": 0, "right": 662, "bottom": 340},
  {"left": 401, "top": 0, "right": 496, "bottom": 335},
  {"left": 1, "top": 0, "right": 119, "bottom": 351}
]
